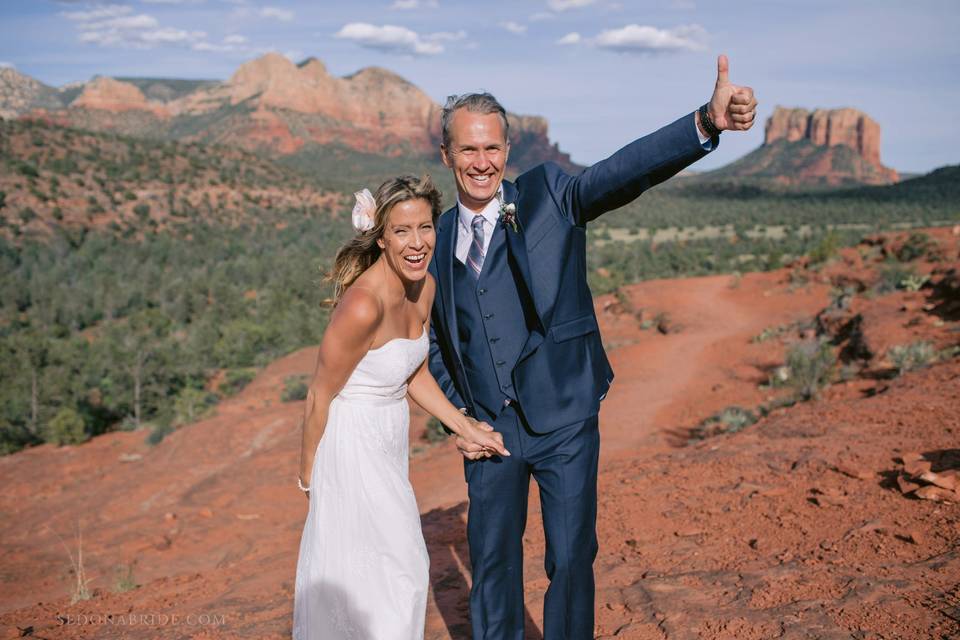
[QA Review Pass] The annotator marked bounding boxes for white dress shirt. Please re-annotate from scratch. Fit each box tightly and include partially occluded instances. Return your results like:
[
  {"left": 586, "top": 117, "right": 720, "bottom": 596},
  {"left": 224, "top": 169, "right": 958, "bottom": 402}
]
[
  {"left": 454, "top": 114, "right": 711, "bottom": 264},
  {"left": 455, "top": 184, "right": 504, "bottom": 265}
]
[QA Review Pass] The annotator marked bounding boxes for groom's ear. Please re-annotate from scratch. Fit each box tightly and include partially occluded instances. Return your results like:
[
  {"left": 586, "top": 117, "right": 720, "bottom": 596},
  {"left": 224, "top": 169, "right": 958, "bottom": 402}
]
[{"left": 439, "top": 144, "right": 452, "bottom": 168}]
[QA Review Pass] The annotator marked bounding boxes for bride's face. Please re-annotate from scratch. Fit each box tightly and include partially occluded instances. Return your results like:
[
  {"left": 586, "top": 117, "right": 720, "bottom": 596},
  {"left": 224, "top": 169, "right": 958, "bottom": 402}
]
[{"left": 377, "top": 198, "right": 435, "bottom": 283}]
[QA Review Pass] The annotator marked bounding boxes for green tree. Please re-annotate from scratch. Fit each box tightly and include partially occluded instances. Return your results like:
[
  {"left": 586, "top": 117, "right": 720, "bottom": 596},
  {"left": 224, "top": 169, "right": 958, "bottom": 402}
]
[{"left": 44, "top": 407, "right": 88, "bottom": 445}]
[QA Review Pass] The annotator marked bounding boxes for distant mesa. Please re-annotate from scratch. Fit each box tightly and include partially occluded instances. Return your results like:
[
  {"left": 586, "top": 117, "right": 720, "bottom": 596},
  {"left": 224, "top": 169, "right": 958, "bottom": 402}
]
[
  {"left": 1, "top": 52, "right": 577, "bottom": 173},
  {"left": 708, "top": 106, "right": 899, "bottom": 187}
]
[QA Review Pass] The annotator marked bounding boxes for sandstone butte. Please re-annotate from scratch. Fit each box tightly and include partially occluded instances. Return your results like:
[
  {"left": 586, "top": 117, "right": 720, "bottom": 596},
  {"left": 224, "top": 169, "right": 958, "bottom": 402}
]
[{"left": 764, "top": 105, "right": 899, "bottom": 184}]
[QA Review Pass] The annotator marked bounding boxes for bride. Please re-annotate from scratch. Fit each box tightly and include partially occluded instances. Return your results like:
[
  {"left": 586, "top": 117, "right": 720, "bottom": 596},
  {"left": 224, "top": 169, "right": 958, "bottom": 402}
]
[{"left": 292, "top": 175, "right": 508, "bottom": 639}]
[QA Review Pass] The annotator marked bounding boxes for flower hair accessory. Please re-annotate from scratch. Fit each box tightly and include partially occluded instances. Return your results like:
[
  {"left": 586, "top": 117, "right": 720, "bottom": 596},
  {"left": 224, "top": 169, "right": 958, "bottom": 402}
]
[{"left": 351, "top": 188, "right": 376, "bottom": 233}]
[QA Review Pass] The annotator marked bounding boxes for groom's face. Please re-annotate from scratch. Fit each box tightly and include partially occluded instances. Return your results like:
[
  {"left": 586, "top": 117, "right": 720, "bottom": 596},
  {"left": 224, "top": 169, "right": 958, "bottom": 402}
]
[{"left": 440, "top": 109, "right": 510, "bottom": 211}]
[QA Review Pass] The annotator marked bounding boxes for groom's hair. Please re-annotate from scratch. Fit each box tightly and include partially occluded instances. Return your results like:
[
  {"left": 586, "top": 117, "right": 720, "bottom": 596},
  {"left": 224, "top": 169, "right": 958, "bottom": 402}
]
[{"left": 440, "top": 92, "right": 509, "bottom": 149}]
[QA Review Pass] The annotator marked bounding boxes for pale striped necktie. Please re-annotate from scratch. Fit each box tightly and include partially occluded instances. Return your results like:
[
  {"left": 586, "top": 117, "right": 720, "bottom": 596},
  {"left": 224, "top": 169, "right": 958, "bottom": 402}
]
[{"left": 466, "top": 214, "right": 486, "bottom": 280}]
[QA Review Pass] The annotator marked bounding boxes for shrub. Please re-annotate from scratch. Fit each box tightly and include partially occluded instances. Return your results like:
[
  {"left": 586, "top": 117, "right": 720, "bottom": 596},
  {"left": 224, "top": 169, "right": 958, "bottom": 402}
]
[
  {"left": 808, "top": 230, "right": 840, "bottom": 265},
  {"left": 424, "top": 417, "right": 449, "bottom": 443},
  {"left": 888, "top": 341, "right": 936, "bottom": 375},
  {"left": 899, "top": 273, "right": 930, "bottom": 292},
  {"left": 690, "top": 406, "right": 758, "bottom": 440},
  {"left": 146, "top": 422, "right": 173, "bottom": 445},
  {"left": 875, "top": 264, "right": 916, "bottom": 294},
  {"left": 44, "top": 407, "right": 89, "bottom": 446},
  {"left": 0, "top": 420, "right": 32, "bottom": 456},
  {"left": 281, "top": 375, "right": 309, "bottom": 402},
  {"left": 113, "top": 564, "right": 137, "bottom": 593},
  {"left": 172, "top": 387, "right": 219, "bottom": 427},
  {"left": 785, "top": 338, "right": 837, "bottom": 400},
  {"left": 17, "top": 161, "right": 39, "bottom": 178},
  {"left": 133, "top": 203, "right": 151, "bottom": 219},
  {"left": 220, "top": 368, "right": 257, "bottom": 397},
  {"left": 896, "top": 232, "right": 936, "bottom": 262}
]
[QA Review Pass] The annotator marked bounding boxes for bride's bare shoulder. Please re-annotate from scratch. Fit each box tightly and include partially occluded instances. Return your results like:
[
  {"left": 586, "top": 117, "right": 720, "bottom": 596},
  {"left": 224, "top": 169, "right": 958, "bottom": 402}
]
[{"left": 332, "top": 285, "right": 383, "bottom": 336}]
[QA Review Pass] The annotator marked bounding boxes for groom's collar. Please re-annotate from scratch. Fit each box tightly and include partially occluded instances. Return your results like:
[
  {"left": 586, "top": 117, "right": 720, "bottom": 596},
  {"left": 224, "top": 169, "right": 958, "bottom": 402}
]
[{"left": 456, "top": 183, "right": 503, "bottom": 232}]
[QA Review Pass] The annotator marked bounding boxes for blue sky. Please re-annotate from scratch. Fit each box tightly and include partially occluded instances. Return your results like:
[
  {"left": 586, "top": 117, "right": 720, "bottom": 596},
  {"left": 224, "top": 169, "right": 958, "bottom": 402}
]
[{"left": 1, "top": 0, "right": 958, "bottom": 173}]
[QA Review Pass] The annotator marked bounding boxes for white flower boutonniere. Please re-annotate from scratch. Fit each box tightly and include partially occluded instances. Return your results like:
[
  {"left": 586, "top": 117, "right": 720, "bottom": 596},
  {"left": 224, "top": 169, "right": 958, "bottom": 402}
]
[{"left": 496, "top": 192, "right": 518, "bottom": 233}]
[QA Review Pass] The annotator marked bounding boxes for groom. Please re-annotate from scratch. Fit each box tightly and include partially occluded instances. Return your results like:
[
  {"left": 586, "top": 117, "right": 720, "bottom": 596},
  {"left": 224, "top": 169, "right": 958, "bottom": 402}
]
[{"left": 428, "top": 55, "right": 757, "bottom": 638}]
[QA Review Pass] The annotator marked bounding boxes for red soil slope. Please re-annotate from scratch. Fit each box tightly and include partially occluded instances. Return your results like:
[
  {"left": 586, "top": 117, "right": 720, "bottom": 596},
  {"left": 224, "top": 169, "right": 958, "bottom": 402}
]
[{"left": 1, "top": 228, "right": 958, "bottom": 639}]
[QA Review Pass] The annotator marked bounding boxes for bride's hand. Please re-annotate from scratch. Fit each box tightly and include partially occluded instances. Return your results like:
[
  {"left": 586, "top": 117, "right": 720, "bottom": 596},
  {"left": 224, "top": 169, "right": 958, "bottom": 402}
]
[{"left": 460, "top": 419, "right": 510, "bottom": 458}]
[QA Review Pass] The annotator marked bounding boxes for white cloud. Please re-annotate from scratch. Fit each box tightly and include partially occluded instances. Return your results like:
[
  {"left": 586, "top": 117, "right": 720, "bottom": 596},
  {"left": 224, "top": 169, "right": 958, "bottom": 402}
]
[
  {"left": 335, "top": 22, "right": 447, "bottom": 56},
  {"left": 141, "top": 0, "right": 206, "bottom": 4},
  {"left": 79, "top": 14, "right": 160, "bottom": 31},
  {"left": 594, "top": 24, "right": 707, "bottom": 53},
  {"left": 192, "top": 33, "right": 249, "bottom": 52},
  {"left": 557, "top": 32, "right": 581, "bottom": 45},
  {"left": 62, "top": 4, "right": 227, "bottom": 51},
  {"left": 0, "top": 62, "right": 14, "bottom": 69},
  {"left": 390, "top": 0, "right": 439, "bottom": 9},
  {"left": 547, "top": 0, "right": 598, "bottom": 11},
  {"left": 259, "top": 6, "right": 294, "bottom": 21},
  {"left": 500, "top": 21, "right": 527, "bottom": 35},
  {"left": 427, "top": 29, "right": 466, "bottom": 42},
  {"left": 61, "top": 4, "right": 132, "bottom": 22},
  {"left": 529, "top": 12, "right": 556, "bottom": 22},
  {"left": 140, "top": 27, "right": 206, "bottom": 44}
]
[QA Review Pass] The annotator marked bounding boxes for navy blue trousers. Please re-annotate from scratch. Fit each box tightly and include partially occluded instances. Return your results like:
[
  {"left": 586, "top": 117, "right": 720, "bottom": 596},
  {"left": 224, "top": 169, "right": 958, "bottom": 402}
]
[{"left": 464, "top": 403, "right": 600, "bottom": 639}]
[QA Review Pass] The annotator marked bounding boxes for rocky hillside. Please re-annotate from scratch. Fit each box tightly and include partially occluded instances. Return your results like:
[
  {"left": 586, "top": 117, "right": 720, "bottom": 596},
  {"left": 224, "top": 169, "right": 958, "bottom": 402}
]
[
  {"left": 0, "top": 117, "right": 343, "bottom": 244},
  {"left": 0, "top": 67, "right": 64, "bottom": 120},
  {"left": 2, "top": 53, "right": 578, "bottom": 174},
  {"left": 0, "top": 227, "right": 957, "bottom": 638},
  {"left": 706, "top": 106, "right": 899, "bottom": 187}
]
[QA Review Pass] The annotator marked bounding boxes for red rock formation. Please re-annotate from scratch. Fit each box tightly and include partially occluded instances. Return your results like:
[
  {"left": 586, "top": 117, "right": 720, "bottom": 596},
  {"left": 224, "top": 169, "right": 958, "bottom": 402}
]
[
  {"left": 70, "top": 76, "right": 168, "bottom": 117},
  {"left": 16, "top": 53, "right": 576, "bottom": 171},
  {"left": 764, "top": 106, "right": 897, "bottom": 182}
]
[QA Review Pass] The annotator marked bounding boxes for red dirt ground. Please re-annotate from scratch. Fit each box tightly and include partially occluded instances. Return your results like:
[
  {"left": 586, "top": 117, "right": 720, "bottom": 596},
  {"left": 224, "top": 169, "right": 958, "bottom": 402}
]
[{"left": 1, "top": 227, "right": 958, "bottom": 639}]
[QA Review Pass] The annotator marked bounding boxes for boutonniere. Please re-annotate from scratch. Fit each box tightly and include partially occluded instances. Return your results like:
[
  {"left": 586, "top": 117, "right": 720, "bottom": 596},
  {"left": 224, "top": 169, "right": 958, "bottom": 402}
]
[{"left": 496, "top": 192, "right": 519, "bottom": 233}]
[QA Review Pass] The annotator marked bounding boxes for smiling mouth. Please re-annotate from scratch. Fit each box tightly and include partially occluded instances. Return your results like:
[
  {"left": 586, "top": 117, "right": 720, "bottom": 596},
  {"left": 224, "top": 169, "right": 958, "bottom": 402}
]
[
  {"left": 404, "top": 253, "right": 426, "bottom": 265},
  {"left": 468, "top": 174, "right": 493, "bottom": 185}
]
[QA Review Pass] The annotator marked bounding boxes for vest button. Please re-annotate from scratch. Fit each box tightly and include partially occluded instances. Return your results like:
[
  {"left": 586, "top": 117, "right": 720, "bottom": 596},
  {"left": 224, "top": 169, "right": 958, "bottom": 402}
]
[
  {"left": 495, "top": 360, "right": 506, "bottom": 366},
  {"left": 490, "top": 337, "right": 500, "bottom": 343},
  {"left": 478, "top": 288, "right": 487, "bottom": 295},
  {"left": 483, "top": 313, "right": 494, "bottom": 320}
]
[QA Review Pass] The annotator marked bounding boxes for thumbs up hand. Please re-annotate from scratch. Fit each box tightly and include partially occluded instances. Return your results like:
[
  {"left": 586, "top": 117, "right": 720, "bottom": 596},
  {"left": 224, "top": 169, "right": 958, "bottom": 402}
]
[{"left": 704, "top": 54, "right": 757, "bottom": 133}]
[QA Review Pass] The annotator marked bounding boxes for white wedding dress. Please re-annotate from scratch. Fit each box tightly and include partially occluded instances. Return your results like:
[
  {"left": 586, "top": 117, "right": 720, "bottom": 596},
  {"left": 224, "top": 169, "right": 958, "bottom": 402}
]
[{"left": 293, "top": 327, "right": 430, "bottom": 639}]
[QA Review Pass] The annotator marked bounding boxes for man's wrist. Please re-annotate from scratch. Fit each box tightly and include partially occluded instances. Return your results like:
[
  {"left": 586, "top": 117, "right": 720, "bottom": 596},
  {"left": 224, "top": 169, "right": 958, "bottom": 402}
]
[{"left": 697, "top": 103, "right": 721, "bottom": 138}]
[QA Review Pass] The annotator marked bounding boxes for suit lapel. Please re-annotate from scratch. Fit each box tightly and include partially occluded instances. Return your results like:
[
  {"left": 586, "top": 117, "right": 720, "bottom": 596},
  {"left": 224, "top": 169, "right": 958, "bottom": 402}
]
[
  {"left": 435, "top": 205, "right": 462, "bottom": 361},
  {"left": 501, "top": 180, "right": 542, "bottom": 329}
]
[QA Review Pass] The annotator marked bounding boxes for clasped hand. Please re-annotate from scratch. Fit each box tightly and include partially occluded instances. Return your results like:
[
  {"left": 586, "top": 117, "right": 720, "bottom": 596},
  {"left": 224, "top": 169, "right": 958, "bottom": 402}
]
[{"left": 456, "top": 417, "right": 510, "bottom": 460}]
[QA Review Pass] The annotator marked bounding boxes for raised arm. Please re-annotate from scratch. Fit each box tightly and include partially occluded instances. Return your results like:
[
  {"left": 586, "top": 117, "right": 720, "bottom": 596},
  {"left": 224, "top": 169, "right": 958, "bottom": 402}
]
[
  {"left": 557, "top": 108, "right": 713, "bottom": 226},
  {"left": 546, "top": 54, "right": 755, "bottom": 226},
  {"left": 297, "top": 287, "right": 382, "bottom": 494}
]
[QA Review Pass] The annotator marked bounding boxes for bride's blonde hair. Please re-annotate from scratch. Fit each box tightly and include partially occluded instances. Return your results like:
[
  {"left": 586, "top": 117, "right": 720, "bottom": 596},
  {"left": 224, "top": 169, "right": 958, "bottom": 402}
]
[{"left": 328, "top": 175, "right": 442, "bottom": 306}]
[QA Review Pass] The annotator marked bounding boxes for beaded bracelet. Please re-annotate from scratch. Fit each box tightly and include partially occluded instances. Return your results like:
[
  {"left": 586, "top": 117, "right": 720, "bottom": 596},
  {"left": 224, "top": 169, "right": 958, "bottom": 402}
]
[
  {"left": 297, "top": 476, "right": 310, "bottom": 492},
  {"left": 698, "top": 103, "right": 722, "bottom": 138}
]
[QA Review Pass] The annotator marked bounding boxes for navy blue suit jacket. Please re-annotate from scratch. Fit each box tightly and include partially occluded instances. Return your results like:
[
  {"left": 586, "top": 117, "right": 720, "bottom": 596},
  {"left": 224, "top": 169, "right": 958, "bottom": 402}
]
[{"left": 428, "top": 110, "right": 717, "bottom": 432}]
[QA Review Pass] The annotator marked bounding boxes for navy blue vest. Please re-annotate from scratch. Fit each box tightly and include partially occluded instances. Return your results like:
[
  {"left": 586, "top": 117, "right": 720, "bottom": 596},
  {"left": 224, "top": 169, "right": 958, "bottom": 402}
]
[{"left": 453, "top": 221, "right": 534, "bottom": 419}]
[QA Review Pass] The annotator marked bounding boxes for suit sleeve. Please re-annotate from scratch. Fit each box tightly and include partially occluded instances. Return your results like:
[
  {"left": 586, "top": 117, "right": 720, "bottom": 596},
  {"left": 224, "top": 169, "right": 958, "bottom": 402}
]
[
  {"left": 547, "top": 110, "right": 717, "bottom": 226},
  {"left": 428, "top": 302, "right": 465, "bottom": 411}
]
